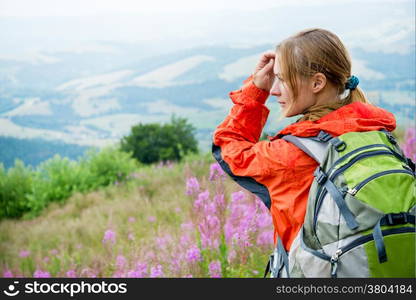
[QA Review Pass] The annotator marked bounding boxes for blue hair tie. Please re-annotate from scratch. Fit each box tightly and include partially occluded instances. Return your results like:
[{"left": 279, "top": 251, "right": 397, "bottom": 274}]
[{"left": 345, "top": 75, "right": 359, "bottom": 90}]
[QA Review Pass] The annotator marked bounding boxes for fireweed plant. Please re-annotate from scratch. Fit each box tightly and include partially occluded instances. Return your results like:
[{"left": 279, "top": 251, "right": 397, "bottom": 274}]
[
  {"left": 1, "top": 161, "right": 274, "bottom": 278},
  {"left": 1, "top": 128, "right": 414, "bottom": 278}
]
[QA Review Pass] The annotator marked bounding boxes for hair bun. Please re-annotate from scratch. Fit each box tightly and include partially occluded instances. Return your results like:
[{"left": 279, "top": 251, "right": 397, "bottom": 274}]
[{"left": 345, "top": 75, "right": 359, "bottom": 90}]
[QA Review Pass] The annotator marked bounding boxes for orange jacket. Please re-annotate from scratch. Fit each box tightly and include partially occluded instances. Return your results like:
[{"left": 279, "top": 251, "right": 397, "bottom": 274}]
[{"left": 212, "top": 78, "right": 396, "bottom": 251}]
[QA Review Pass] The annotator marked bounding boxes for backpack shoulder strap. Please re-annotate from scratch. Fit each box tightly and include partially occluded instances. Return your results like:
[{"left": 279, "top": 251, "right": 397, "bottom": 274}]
[{"left": 281, "top": 135, "right": 329, "bottom": 164}]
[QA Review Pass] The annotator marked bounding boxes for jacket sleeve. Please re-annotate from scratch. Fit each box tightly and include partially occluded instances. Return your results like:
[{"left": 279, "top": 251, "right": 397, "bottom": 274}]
[{"left": 212, "top": 77, "right": 285, "bottom": 209}]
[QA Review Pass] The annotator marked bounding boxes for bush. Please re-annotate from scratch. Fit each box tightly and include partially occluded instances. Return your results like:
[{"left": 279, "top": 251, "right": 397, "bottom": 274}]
[
  {"left": 26, "top": 155, "right": 81, "bottom": 216},
  {"left": 78, "top": 146, "right": 140, "bottom": 189},
  {"left": 120, "top": 116, "right": 198, "bottom": 164},
  {"left": 0, "top": 147, "right": 140, "bottom": 220},
  {"left": 0, "top": 160, "right": 33, "bottom": 219}
]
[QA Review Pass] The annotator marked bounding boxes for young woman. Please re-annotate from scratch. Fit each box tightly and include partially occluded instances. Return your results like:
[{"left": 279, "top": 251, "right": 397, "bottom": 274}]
[{"left": 212, "top": 28, "right": 396, "bottom": 256}]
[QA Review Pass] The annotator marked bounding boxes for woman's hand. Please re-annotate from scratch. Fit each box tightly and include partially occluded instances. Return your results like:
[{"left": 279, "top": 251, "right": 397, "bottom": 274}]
[{"left": 253, "top": 51, "right": 275, "bottom": 92}]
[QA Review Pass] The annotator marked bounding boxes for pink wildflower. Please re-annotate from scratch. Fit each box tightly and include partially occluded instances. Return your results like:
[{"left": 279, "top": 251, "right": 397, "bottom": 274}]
[
  {"left": 185, "top": 245, "right": 202, "bottom": 263},
  {"left": 126, "top": 270, "right": 140, "bottom": 277},
  {"left": 135, "top": 262, "right": 148, "bottom": 277},
  {"left": 186, "top": 177, "right": 200, "bottom": 195},
  {"left": 102, "top": 229, "right": 116, "bottom": 244},
  {"left": 33, "top": 270, "right": 51, "bottom": 278},
  {"left": 256, "top": 230, "right": 274, "bottom": 246},
  {"left": 194, "top": 190, "right": 209, "bottom": 211},
  {"left": 180, "top": 233, "right": 191, "bottom": 245},
  {"left": 66, "top": 270, "right": 77, "bottom": 278},
  {"left": 128, "top": 233, "right": 135, "bottom": 241},
  {"left": 116, "top": 255, "right": 127, "bottom": 270},
  {"left": 213, "top": 194, "right": 225, "bottom": 210},
  {"left": 150, "top": 265, "right": 164, "bottom": 278},
  {"left": 50, "top": 249, "right": 59, "bottom": 256},
  {"left": 199, "top": 215, "right": 220, "bottom": 249},
  {"left": 231, "top": 191, "right": 245, "bottom": 204},
  {"left": 209, "top": 162, "right": 226, "bottom": 181},
  {"left": 208, "top": 261, "right": 222, "bottom": 278},
  {"left": 19, "top": 250, "right": 30, "bottom": 258},
  {"left": 3, "top": 270, "right": 13, "bottom": 278},
  {"left": 403, "top": 127, "right": 416, "bottom": 161},
  {"left": 180, "top": 222, "right": 193, "bottom": 231}
]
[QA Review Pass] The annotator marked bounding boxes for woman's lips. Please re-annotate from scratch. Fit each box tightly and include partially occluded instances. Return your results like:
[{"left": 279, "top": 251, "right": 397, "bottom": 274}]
[{"left": 278, "top": 101, "right": 286, "bottom": 105}]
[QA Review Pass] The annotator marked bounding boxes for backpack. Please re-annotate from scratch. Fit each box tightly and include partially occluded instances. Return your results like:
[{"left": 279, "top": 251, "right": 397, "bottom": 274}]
[{"left": 265, "top": 129, "right": 416, "bottom": 278}]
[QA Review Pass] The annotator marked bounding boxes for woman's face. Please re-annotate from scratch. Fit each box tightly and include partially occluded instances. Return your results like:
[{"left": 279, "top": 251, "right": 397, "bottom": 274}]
[{"left": 270, "top": 58, "right": 316, "bottom": 117}]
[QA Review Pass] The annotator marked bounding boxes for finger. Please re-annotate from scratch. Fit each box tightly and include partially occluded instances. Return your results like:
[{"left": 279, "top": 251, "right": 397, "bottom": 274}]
[
  {"left": 263, "top": 51, "right": 276, "bottom": 58},
  {"left": 254, "top": 51, "right": 275, "bottom": 74},
  {"left": 260, "top": 51, "right": 276, "bottom": 62},
  {"left": 255, "top": 53, "right": 275, "bottom": 72},
  {"left": 259, "top": 58, "right": 274, "bottom": 74}
]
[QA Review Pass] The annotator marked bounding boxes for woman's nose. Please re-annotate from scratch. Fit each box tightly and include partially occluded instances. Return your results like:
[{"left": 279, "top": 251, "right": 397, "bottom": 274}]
[{"left": 270, "top": 80, "right": 281, "bottom": 96}]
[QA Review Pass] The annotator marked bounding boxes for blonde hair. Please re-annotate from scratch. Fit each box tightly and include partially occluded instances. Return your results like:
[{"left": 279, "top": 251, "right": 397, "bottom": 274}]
[{"left": 276, "top": 28, "right": 369, "bottom": 118}]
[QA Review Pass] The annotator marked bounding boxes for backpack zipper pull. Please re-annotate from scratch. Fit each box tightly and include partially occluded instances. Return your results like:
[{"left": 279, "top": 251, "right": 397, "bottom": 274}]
[
  {"left": 347, "top": 188, "right": 357, "bottom": 196},
  {"left": 330, "top": 249, "right": 342, "bottom": 278}
]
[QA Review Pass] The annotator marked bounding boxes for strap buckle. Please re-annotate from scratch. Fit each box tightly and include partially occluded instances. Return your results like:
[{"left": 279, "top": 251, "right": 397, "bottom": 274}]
[
  {"left": 317, "top": 131, "right": 346, "bottom": 152},
  {"left": 314, "top": 167, "right": 328, "bottom": 184},
  {"left": 386, "top": 213, "right": 408, "bottom": 225},
  {"left": 330, "top": 138, "right": 347, "bottom": 152},
  {"left": 317, "top": 131, "right": 333, "bottom": 142}
]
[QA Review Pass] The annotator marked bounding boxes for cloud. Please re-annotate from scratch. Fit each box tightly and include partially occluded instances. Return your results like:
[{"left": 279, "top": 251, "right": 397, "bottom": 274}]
[
  {"left": 202, "top": 98, "right": 232, "bottom": 110},
  {"left": 140, "top": 100, "right": 200, "bottom": 115},
  {"left": 351, "top": 58, "right": 385, "bottom": 80},
  {"left": 344, "top": 18, "right": 415, "bottom": 54},
  {"left": 0, "top": 52, "right": 60, "bottom": 64},
  {"left": 1, "top": 0, "right": 410, "bottom": 16}
]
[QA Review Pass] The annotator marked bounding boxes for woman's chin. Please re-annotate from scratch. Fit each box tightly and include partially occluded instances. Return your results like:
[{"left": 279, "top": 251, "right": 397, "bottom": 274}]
[{"left": 283, "top": 111, "right": 298, "bottom": 118}]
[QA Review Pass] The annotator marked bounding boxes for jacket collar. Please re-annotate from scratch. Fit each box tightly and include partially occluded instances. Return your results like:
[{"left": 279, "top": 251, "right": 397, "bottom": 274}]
[{"left": 270, "top": 102, "right": 396, "bottom": 140}]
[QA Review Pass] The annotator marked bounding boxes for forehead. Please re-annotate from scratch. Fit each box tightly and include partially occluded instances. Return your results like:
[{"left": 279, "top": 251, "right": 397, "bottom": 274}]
[{"left": 273, "top": 59, "right": 280, "bottom": 74}]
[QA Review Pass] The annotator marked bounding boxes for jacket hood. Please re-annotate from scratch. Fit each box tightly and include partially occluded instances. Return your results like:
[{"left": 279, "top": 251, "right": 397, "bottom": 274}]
[{"left": 272, "top": 102, "right": 396, "bottom": 139}]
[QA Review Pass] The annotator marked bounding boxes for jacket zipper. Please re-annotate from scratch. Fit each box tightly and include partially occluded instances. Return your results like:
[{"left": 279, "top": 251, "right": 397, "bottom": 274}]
[
  {"left": 347, "top": 169, "right": 415, "bottom": 196},
  {"left": 313, "top": 150, "right": 397, "bottom": 229}
]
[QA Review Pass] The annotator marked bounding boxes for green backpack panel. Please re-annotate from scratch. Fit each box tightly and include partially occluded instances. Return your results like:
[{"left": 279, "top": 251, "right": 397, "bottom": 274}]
[{"left": 267, "top": 129, "right": 415, "bottom": 278}]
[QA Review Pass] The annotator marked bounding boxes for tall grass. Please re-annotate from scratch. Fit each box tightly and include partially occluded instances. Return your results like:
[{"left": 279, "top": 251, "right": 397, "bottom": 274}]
[
  {"left": 0, "top": 152, "right": 274, "bottom": 278},
  {"left": 0, "top": 126, "right": 414, "bottom": 278}
]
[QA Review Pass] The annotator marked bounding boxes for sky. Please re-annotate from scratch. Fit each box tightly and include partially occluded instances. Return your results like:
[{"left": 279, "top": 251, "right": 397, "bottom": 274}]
[
  {"left": 0, "top": 0, "right": 414, "bottom": 58},
  {"left": 1, "top": 0, "right": 407, "bottom": 16}
]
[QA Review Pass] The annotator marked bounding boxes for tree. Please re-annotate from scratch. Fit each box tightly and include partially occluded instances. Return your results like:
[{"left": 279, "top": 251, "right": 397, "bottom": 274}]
[{"left": 120, "top": 116, "right": 198, "bottom": 164}]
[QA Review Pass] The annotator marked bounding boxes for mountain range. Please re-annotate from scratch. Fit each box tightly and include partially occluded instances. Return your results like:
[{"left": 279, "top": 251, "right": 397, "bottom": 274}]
[{"left": 0, "top": 43, "right": 414, "bottom": 168}]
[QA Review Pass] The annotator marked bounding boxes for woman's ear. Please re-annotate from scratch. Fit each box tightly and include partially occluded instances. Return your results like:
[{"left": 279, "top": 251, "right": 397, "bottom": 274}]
[{"left": 311, "top": 72, "right": 327, "bottom": 93}]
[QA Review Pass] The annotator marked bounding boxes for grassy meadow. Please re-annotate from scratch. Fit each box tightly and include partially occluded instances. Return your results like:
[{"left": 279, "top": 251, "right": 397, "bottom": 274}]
[
  {"left": 0, "top": 126, "right": 414, "bottom": 278},
  {"left": 0, "top": 152, "right": 274, "bottom": 278}
]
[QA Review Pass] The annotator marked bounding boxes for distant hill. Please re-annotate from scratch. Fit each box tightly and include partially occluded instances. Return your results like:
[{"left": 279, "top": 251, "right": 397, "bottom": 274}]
[
  {"left": 0, "top": 137, "right": 92, "bottom": 169},
  {"left": 0, "top": 44, "right": 414, "bottom": 166}
]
